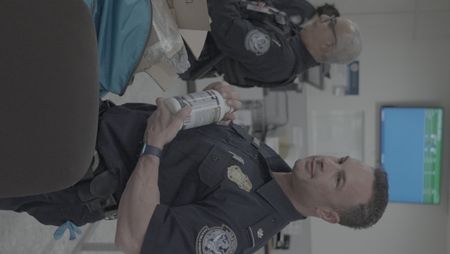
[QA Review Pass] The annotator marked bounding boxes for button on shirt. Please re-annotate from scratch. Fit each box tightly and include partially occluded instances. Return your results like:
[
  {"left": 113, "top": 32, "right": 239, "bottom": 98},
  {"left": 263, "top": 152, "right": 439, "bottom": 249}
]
[{"left": 140, "top": 125, "right": 305, "bottom": 253}]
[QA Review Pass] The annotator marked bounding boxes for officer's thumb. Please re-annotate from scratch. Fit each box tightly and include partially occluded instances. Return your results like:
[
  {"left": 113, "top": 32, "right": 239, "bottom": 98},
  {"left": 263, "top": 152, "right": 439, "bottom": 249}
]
[{"left": 177, "top": 105, "right": 192, "bottom": 120}]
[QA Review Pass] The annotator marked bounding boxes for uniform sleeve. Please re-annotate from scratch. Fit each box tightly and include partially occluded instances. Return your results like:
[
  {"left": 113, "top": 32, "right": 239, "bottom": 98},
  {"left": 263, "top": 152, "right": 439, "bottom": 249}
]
[
  {"left": 140, "top": 203, "right": 250, "bottom": 254},
  {"left": 207, "top": 0, "right": 295, "bottom": 81},
  {"left": 270, "top": 0, "right": 315, "bottom": 16}
]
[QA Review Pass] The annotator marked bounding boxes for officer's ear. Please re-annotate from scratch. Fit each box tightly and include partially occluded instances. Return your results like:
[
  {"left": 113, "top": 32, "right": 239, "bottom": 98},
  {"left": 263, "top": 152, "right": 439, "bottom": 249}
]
[{"left": 316, "top": 207, "right": 340, "bottom": 224}]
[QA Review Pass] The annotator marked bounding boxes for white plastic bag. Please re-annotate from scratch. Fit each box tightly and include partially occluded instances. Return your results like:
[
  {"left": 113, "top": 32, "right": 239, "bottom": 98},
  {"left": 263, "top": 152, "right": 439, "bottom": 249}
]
[{"left": 136, "top": 0, "right": 190, "bottom": 74}]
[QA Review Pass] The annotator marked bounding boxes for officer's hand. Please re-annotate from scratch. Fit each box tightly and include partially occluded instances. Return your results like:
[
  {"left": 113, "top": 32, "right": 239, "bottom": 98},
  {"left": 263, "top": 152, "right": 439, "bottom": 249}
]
[
  {"left": 144, "top": 97, "right": 192, "bottom": 149},
  {"left": 204, "top": 81, "right": 242, "bottom": 121}
]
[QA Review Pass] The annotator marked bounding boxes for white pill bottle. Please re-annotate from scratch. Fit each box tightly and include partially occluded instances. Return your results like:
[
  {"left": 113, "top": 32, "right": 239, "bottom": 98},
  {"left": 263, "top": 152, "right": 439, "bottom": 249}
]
[{"left": 164, "top": 90, "right": 232, "bottom": 130}]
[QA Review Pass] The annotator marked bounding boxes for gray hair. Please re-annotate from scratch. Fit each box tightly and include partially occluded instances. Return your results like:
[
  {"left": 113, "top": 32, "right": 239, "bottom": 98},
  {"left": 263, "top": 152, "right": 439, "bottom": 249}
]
[{"left": 323, "top": 19, "right": 362, "bottom": 64}]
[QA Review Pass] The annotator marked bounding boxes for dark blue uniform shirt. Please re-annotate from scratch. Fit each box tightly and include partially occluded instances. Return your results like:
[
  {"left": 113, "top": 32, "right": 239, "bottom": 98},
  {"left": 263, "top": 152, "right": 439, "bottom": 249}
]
[
  {"left": 207, "top": 0, "right": 318, "bottom": 86},
  {"left": 141, "top": 124, "right": 305, "bottom": 254}
]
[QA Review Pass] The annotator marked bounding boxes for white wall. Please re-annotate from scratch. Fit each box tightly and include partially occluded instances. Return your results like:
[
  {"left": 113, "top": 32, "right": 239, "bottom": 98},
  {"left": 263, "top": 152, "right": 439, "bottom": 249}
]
[{"left": 304, "top": 11, "right": 450, "bottom": 254}]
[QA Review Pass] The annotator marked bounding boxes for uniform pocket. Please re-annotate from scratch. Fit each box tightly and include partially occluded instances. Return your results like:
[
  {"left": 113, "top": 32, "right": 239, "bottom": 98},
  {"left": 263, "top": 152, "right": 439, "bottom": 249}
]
[{"left": 198, "top": 145, "right": 232, "bottom": 188}]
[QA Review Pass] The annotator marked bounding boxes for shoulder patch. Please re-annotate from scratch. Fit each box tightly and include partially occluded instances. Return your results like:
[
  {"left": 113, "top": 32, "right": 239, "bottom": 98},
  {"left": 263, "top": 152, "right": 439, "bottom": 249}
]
[
  {"left": 196, "top": 224, "right": 238, "bottom": 254},
  {"left": 245, "top": 29, "right": 271, "bottom": 56}
]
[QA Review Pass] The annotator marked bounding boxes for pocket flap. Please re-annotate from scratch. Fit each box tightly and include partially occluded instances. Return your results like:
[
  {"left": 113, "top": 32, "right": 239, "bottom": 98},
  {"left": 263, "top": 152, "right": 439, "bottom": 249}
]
[{"left": 198, "top": 145, "right": 232, "bottom": 187}]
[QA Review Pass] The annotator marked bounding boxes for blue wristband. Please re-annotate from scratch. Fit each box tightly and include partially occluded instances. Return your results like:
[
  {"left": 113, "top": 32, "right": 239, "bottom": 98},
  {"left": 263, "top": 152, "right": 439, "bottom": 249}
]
[{"left": 140, "top": 143, "right": 162, "bottom": 158}]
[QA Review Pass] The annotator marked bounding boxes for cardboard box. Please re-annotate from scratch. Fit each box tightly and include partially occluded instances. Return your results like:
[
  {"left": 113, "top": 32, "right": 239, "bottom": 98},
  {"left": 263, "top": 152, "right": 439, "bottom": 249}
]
[{"left": 167, "top": 0, "right": 211, "bottom": 31}]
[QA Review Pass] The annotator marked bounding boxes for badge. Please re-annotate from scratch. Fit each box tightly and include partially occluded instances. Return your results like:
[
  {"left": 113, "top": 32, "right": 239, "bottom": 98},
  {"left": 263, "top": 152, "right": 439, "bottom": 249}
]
[
  {"left": 196, "top": 224, "right": 237, "bottom": 254},
  {"left": 245, "top": 29, "right": 271, "bottom": 56},
  {"left": 228, "top": 151, "right": 245, "bottom": 165},
  {"left": 227, "top": 165, "right": 252, "bottom": 192}
]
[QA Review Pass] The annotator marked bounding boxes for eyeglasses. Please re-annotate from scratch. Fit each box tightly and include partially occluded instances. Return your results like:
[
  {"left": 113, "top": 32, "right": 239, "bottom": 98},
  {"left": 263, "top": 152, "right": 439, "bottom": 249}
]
[{"left": 324, "top": 15, "right": 338, "bottom": 45}]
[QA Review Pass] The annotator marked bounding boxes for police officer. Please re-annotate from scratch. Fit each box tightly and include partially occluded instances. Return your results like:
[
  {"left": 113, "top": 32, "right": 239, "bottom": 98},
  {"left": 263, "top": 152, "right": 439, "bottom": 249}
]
[
  {"left": 181, "top": 0, "right": 361, "bottom": 88},
  {"left": 114, "top": 96, "right": 306, "bottom": 254},
  {"left": 0, "top": 82, "right": 388, "bottom": 253},
  {"left": 114, "top": 82, "right": 388, "bottom": 254},
  {"left": 0, "top": 82, "right": 241, "bottom": 228}
]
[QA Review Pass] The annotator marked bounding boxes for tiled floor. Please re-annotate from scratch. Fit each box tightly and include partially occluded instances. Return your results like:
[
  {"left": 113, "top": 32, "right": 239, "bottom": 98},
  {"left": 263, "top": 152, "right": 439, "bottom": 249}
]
[{"left": 0, "top": 73, "right": 187, "bottom": 254}]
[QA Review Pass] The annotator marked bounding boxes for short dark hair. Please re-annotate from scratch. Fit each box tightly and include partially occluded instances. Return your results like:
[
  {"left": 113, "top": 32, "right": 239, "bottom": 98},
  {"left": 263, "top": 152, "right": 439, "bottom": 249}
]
[
  {"left": 316, "top": 3, "right": 340, "bottom": 17},
  {"left": 338, "top": 168, "right": 389, "bottom": 229}
]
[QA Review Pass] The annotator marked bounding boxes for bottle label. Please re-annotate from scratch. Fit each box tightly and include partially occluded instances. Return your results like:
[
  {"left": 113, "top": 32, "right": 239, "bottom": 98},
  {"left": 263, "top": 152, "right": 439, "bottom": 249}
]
[{"left": 172, "top": 90, "right": 225, "bottom": 129}]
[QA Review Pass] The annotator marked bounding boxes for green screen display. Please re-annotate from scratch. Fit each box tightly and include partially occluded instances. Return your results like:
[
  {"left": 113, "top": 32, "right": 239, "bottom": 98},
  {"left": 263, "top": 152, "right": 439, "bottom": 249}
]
[{"left": 381, "top": 107, "right": 443, "bottom": 204}]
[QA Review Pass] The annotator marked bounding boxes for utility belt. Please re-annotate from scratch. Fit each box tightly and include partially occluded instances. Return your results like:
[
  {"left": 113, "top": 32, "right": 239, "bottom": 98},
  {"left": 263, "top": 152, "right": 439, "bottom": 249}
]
[
  {"left": 75, "top": 150, "right": 120, "bottom": 220},
  {"left": 72, "top": 101, "right": 155, "bottom": 222},
  {"left": 75, "top": 100, "right": 130, "bottom": 221}
]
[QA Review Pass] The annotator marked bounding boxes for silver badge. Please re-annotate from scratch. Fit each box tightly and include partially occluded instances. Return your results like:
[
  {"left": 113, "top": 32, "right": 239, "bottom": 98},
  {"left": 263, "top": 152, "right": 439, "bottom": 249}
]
[
  {"left": 245, "top": 29, "right": 271, "bottom": 56},
  {"left": 227, "top": 165, "right": 253, "bottom": 192},
  {"left": 196, "top": 225, "right": 238, "bottom": 254}
]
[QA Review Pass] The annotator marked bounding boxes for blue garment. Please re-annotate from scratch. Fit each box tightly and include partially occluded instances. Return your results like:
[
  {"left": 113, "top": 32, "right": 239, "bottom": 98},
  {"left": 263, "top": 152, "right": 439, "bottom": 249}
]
[
  {"left": 54, "top": 221, "right": 82, "bottom": 241},
  {"left": 84, "top": 0, "right": 152, "bottom": 96}
]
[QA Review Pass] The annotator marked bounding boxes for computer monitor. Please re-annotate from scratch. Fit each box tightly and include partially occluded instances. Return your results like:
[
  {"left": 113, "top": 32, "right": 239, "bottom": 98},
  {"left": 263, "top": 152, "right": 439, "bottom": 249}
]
[{"left": 379, "top": 106, "right": 443, "bottom": 204}]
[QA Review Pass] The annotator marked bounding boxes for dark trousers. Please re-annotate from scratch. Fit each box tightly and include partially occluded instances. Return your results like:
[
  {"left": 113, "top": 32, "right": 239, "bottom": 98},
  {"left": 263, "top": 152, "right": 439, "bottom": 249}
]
[{"left": 0, "top": 182, "right": 105, "bottom": 226}]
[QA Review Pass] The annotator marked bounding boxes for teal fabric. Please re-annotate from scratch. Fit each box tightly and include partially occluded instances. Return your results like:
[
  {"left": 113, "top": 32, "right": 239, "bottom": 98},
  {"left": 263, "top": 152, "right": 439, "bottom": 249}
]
[{"left": 84, "top": 0, "right": 152, "bottom": 96}]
